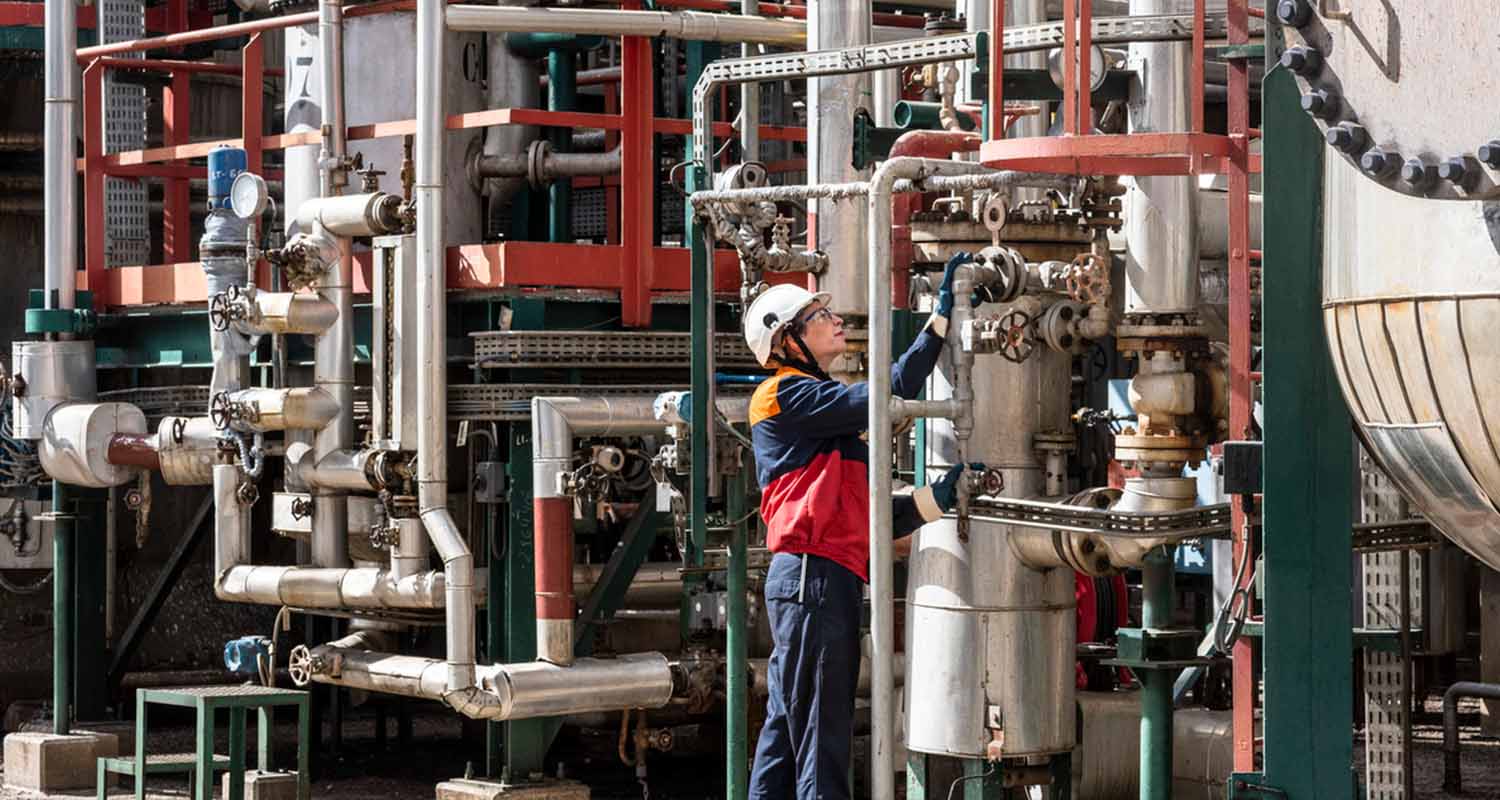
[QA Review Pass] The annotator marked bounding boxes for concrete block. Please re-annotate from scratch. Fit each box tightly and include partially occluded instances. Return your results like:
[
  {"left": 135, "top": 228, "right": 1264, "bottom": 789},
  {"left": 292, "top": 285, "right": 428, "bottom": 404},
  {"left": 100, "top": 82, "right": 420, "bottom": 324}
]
[
  {"left": 436, "top": 778, "right": 590, "bottom": 800},
  {"left": 2, "top": 730, "right": 119, "bottom": 791},
  {"left": 76, "top": 719, "right": 136, "bottom": 757},
  {"left": 223, "top": 769, "right": 299, "bottom": 800}
]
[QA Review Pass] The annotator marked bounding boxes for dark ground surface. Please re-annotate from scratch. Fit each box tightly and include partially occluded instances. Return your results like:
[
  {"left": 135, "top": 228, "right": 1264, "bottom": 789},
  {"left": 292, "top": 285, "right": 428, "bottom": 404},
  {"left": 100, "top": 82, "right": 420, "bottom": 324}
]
[{"left": 4, "top": 699, "right": 1500, "bottom": 799}]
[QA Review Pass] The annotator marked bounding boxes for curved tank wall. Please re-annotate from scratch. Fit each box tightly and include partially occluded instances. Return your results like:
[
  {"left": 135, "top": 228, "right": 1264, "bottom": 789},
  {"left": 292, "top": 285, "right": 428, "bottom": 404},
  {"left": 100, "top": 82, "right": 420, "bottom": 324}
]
[{"left": 1322, "top": 152, "right": 1500, "bottom": 570}]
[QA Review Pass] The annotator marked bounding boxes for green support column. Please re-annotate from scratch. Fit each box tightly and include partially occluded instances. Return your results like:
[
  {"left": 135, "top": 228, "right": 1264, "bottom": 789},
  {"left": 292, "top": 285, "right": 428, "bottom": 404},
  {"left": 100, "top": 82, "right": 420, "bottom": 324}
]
[
  {"left": 684, "top": 40, "right": 716, "bottom": 574},
  {"left": 486, "top": 483, "right": 505, "bottom": 777},
  {"left": 1139, "top": 547, "right": 1176, "bottom": 800},
  {"left": 1259, "top": 42, "right": 1355, "bottom": 800},
  {"left": 504, "top": 423, "right": 546, "bottom": 778},
  {"left": 726, "top": 464, "right": 750, "bottom": 800},
  {"left": 52, "top": 480, "right": 72, "bottom": 735},
  {"left": 73, "top": 491, "right": 107, "bottom": 721},
  {"left": 547, "top": 49, "right": 577, "bottom": 243}
]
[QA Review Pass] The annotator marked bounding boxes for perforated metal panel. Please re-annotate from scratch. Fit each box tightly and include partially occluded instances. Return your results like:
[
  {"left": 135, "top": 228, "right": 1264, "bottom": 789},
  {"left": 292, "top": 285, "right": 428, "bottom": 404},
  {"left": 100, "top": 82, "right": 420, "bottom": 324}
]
[
  {"left": 1360, "top": 448, "right": 1419, "bottom": 799},
  {"left": 101, "top": 0, "right": 149, "bottom": 266}
]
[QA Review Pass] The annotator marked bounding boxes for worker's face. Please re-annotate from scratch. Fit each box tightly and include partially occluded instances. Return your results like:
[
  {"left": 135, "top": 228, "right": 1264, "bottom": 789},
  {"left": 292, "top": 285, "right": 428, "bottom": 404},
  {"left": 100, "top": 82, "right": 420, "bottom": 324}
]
[{"left": 783, "top": 300, "right": 846, "bottom": 369}]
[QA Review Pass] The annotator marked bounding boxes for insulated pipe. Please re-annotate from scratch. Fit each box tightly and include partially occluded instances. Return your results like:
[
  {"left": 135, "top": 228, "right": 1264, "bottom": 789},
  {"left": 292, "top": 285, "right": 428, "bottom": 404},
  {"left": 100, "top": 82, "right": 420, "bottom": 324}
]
[
  {"left": 220, "top": 387, "right": 341, "bottom": 433},
  {"left": 286, "top": 443, "right": 381, "bottom": 493},
  {"left": 808, "top": 0, "right": 872, "bottom": 319},
  {"left": 312, "top": 0, "right": 354, "bottom": 572},
  {"left": 1442, "top": 682, "right": 1500, "bottom": 794},
  {"left": 293, "top": 193, "right": 404, "bottom": 237},
  {"left": 213, "top": 464, "right": 252, "bottom": 580},
  {"left": 446, "top": 5, "right": 808, "bottom": 45},
  {"left": 308, "top": 649, "right": 674, "bottom": 721},
  {"left": 44, "top": 0, "right": 76, "bottom": 311},
  {"left": 216, "top": 564, "right": 444, "bottom": 608},
  {"left": 740, "top": 0, "right": 761, "bottom": 162},
  {"left": 416, "top": 0, "right": 477, "bottom": 698},
  {"left": 106, "top": 433, "right": 162, "bottom": 471}
]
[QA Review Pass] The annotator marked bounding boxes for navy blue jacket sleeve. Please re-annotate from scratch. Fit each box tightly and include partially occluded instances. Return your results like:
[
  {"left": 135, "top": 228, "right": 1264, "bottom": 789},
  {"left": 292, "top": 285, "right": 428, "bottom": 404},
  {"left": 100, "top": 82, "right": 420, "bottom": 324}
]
[
  {"left": 892, "top": 495, "right": 925, "bottom": 539},
  {"left": 891, "top": 327, "right": 946, "bottom": 400}
]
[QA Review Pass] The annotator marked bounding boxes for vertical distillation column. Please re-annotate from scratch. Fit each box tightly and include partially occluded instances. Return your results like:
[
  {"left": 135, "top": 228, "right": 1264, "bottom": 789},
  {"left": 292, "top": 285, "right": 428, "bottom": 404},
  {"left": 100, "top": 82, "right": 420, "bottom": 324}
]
[{"left": 808, "top": 0, "right": 872, "bottom": 331}]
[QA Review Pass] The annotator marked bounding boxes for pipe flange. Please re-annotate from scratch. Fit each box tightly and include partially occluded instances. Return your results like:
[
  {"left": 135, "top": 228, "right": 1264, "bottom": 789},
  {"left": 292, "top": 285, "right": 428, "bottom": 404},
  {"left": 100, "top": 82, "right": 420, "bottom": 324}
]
[
  {"left": 1039, "top": 300, "right": 1090, "bottom": 354},
  {"left": 526, "top": 139, "right": 552, "bottom": 190},
  {"left": 1033, "top": 430, "right": 1077, "bottom": 455},
  {"left": 1114, "top": 431, "right": 1206, "bottom": 467}
]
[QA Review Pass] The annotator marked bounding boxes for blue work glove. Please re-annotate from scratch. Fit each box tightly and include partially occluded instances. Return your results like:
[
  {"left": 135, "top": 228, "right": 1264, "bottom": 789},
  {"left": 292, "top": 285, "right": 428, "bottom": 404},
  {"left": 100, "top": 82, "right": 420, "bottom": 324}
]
[
  {"left": 931, "top": 462, "right": 986, "bottom": 513},
  {"left": 934, "top": 251, "right": 972, "bottom": 319}
]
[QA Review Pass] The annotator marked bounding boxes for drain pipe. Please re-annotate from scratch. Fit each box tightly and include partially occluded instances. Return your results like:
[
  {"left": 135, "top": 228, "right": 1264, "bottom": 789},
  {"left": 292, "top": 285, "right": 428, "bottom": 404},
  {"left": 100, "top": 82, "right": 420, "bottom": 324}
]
[
  {"left": 1443, "top": 682, "right": 1500, "bottom": 794},
  {"left": 416, "top": 0, "right": 480, "bottom": 700}
]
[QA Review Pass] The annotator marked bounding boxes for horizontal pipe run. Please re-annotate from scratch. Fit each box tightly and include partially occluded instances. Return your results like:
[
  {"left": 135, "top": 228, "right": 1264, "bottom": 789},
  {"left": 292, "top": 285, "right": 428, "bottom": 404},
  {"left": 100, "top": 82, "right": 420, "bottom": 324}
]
[
  {"left": 308, "top": 648, "right": 675, "bottom": 721},
  {"left": 891, "top": 398, "right": 960, "bottom": 421},
  {"left": 690, "top": 171, "right": 1079, "bottom": 208},
  {"left": 106, "top": 433, "right": 161, "bottom": 471},
  {"left": 216, "top": 565, "right": 446, "bottom": 608},
  {"left": 446, "top": 5, "right": 807, "bottom": 44},
  {"left": 77, "top": 0, "right": 414, "bottom": 58},
  {"left": 293, "top": 193, "right": 405, "bottom": 237},
  {"left": 286, "top": 442, "right": 382, "bottom": 493},
  {"left": 221, "top": 387, "right": 340, "bottom": 433}
]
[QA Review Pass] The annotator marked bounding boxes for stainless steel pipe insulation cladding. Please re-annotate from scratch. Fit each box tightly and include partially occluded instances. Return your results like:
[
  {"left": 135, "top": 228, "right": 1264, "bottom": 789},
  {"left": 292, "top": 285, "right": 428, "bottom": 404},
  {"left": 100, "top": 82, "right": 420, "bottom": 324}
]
[
  {"left": 221, "top": 387, "right": 341, "bottom": 433},
  {"left": 446, "top": 5, "right": 806, "bottom": 45},
  {"left": 43, "top": 0, "right": 77, "bottom": 311},
  {"left": 293, "top": 193, "right": 404, "bottom": 237},
  {"left": 1123, "top": 0, "right": 1200, "bottom": 316},
  {"left": 236, "top": 292, "right": 340, "bottom": 337},
  {"left": 156, "top": 416, "right": 225, "bottom": 486},
  {"left": 39, "top": 402, "right": 147, "bottom": 488},
  {"left": 216, "top": 565, "right": 445, "bottom": 609},
  {"left": 809, "top": 0, "right": 872, "bottom": 319},
  {"left": 309, "top": 649, "right": 674, "bottom": 721},
  {"left": 11, "top": 340, "right": 97, "bottom": 441}
]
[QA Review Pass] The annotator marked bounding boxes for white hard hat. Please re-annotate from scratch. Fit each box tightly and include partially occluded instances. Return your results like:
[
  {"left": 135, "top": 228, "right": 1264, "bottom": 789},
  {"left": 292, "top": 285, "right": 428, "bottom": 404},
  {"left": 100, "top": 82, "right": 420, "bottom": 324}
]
[{"left": 743, "top": 284, "right": 831, "bottom": 367}]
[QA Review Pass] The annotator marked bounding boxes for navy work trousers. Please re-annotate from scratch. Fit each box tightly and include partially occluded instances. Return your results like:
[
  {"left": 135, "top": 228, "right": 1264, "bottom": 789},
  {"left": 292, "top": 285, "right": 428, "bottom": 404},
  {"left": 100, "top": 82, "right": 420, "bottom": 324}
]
[{"left": 748, "top": 552, "right": 863, "bottom": 800}]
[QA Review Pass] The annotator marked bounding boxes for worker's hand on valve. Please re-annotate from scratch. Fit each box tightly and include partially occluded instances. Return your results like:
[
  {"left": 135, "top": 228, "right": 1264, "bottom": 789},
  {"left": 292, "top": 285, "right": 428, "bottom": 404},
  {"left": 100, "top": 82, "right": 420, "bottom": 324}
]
[
  {"left": 931, "top": 462, "right": 988, "bottom": 513},
  {"left": 934, "top": 251, "right": 972, "bottom": 319}
]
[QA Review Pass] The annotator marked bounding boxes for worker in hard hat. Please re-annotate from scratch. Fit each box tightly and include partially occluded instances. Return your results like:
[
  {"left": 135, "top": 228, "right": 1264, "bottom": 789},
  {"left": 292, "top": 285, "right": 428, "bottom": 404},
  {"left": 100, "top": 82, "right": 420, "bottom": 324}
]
[{"left": 745, "top": 252, "right": 983, "bottom": 800}]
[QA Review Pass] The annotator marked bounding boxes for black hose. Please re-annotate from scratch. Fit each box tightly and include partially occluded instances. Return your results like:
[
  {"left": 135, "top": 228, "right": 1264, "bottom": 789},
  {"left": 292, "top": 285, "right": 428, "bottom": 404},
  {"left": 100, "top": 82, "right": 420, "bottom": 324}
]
[{"left": 1443, "top": 681, "right": 1500, "bottom": 794}]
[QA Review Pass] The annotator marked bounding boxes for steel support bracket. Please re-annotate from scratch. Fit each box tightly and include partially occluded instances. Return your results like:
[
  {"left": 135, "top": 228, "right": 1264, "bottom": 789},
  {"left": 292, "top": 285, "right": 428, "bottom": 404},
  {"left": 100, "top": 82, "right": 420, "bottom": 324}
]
[
  {"left": 1111, "top": 626, "right": 1203, "bottom": 666},
  {"left": 25, "top": 289, "right": 97, "bottom": 335}
]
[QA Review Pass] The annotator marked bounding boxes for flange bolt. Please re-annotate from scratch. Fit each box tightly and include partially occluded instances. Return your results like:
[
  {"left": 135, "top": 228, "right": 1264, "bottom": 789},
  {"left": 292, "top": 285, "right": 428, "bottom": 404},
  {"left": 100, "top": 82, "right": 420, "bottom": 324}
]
[
  {"left": 1325, "top": 122, "right": 1367, "bottom": 154},
  {"left": 1276, "top": 0, "right": 1312, "bottom": 26},
  {"left": 1478, "top": 141, "right": 1500, "bottom": 169},
  {"left": 1401, "top": 159, "right": 1437, "bottom": 190},
  {"left": 1300, "top": 89, "right": 1340, "bottom": 120},
  {"left": 1438, "top": 158, "right": 1472, "bottom": 186},
  {"left": 1279, "top": 46, "right": 1322, "bottom": 77},
  {"left": 1361, "top": 149, "right": 1399, "bottom": 178}
]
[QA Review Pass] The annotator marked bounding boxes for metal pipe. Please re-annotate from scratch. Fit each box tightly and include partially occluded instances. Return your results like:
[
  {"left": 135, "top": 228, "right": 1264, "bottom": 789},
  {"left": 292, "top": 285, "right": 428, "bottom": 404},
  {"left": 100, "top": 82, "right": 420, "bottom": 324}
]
[
  {"left": 105, "top": 486, "right": 118, "bottom": 643},
  {"left": 44, "top": 0, "right": 76, "bottom": 311},
  {"left": 1140, "top": 546, "right": 1176, "bottom": 800},
  {"left": 809, "top": 0, "right": 872, "bottom": 319},
  {"left": 446, "top": 5, "right": 807, "bottom": 44},
  {"left": 221, "top": 387, "right": 341, "bottom": 433},
  {"left": 1442, "top": 681, "right": 1500, "bottom": 794},
  {"left": 309, "top": 648, "right": 674, "bottom": 721},
  {"left": 106, "top": 433, "right": 162, "bottom": 471},
  {"left": 739, "top": 0, "right": 761, "bottom": 163},
  {"left": 474, "top": 146, "right": 622, "bottom": 181},
  {"left": 416, "top": 0, "right": 477, "bottom": 698},
  {"left": 213, "top": 464, "right": 252, "bottom": 586},
  {"left": 51, "top": 481, "right": 72, "bottom": 734},
  {"left": 217, "top": 564, "right": 445, "bottom": 608},
  {"left": 289, "top": 445, "right": 381, "bottom": 493},
  {"left": 546, "top": 49, "right": 577, "bottom": 244},
  {"left": 294, "top": 193, "right": 404, "bottom": 237}
]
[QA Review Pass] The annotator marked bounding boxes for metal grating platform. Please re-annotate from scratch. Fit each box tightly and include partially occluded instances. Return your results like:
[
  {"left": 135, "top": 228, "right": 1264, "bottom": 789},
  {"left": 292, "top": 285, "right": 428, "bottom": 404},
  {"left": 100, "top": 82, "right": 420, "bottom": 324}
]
[{"left": 471, "top": 330, "right": 759, "bottom": 369}]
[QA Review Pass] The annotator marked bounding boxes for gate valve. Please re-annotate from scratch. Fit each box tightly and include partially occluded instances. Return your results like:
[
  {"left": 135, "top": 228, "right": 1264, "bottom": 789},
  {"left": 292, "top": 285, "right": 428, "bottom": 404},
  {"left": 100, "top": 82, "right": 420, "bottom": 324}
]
[{"left": 995, "top": 309, "right": 1037, "bottom": 364}]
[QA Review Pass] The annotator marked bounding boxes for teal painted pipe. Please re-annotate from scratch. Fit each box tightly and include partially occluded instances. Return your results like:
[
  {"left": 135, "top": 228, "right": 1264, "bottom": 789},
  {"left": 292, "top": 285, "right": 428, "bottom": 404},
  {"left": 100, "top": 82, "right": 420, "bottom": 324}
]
[
  {"left": 546, "top": 49, "right": 578, "bottom": 243},
  {"left": 504, "top": 32, "right": 604, "bottom": 58},
  {"left": 52, "top": 481, "right": 72, "bottom": 735},
  {"left": 1140, "top": 547, "right": 1175, "bottom": 800},
  {"left": 893, "top": 101, "right": 976, "bottom": 132}
]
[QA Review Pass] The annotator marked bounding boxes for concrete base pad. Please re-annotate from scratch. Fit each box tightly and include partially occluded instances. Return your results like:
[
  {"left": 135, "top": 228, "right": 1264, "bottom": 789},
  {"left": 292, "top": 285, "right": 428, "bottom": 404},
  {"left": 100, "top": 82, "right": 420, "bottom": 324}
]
[
  {"left": 436, "top": 778, "right": 590, "bottom": 800},
  {"left": 223, "top": 769, "right": 299, "bottom": 800},
  {"left": 2, "top": 731, "right": 119, "bottom": 791}
]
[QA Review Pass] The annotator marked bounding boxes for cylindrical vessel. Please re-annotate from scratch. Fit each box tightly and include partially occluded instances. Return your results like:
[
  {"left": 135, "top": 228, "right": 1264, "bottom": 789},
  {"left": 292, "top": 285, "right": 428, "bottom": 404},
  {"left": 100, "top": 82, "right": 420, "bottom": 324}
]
[
  {"left": 12, "top": 340, "right": 96, "bottom": 440},
  {"left": 483, "top": 7, "right": 540, "bottom": 208},
  {"left": 1123, "top": 0, "right": 1200, "bottom": 316},
  {"left": 1074, "top": 691, "right": 1235, "bottom": 800},
  {"left": 809, "top": 0, "right": 872, "bottom": 319},
  {"left": 908, "top": 308, "right": 1076, "bottom": 757},
  {"left": 39, "top": 402, "right": 146, "bottom": 488},
  {"left": 207, "top": 145, "right": 248, "bottom": 210}
]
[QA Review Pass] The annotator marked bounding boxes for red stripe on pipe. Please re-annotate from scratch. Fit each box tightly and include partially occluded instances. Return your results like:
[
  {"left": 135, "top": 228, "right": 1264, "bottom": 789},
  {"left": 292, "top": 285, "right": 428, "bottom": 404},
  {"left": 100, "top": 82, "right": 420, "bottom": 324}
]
[{"left": 534, "top": 497, "right": 576, "bottom": 620}]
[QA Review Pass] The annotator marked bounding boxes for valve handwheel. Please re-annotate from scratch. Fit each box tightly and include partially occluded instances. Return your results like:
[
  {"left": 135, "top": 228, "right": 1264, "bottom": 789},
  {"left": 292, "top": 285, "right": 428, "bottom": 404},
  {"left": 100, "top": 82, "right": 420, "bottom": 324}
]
[
  {"left": 997, "top": 309, "right": 1035, "bottom": 364},
  {"left": 287, "top": 644, "right": 314, "bottom": 686}
]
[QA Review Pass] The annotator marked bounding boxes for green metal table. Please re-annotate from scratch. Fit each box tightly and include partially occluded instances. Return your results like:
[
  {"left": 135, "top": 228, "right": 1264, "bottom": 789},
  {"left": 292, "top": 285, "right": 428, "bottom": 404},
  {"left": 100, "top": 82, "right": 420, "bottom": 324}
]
[{"left": 102, "top": 684, "right": 311, "bottom": 800}]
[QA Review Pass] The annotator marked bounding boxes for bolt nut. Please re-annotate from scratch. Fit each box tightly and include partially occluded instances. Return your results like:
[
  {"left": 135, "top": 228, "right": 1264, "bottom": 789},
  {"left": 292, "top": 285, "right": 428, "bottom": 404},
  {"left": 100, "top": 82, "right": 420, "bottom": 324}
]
[
  {"left": 1325, "top": 122, "right": 1367, "bottom": 154},
  {"left": 1275, "top": 0, "right": 1312, "bottom": 26},
  {"left": 1361, "top": 149, "right": 1399, "bottom": 178},
  {"left": 1279, "top": 46, "right": 1322, "bottom": 77},
  {"left": 1438, "top": 158, "right": 1472, "bottom": 185},
  {"left": 1401, "top": 158, "right": 1437, "bottom": 189},
  {"left": 1478, "top": 140, "right": 1500, "bottom": 169},
  {"left": 1300, "top": 89, "right": 1340, "bottom": 120}
]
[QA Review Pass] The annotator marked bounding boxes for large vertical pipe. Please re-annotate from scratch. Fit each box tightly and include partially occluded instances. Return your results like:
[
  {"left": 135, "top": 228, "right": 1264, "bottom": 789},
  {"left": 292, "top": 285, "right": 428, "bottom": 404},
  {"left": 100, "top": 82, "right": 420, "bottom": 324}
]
[
  {"left": 312, "top": 0, "right": 353, "bottom": 568},
  {"left": 1124, "top": 0, "right": 1200, "bottom": 315},
  {"left": 530, "top": 397, "right": 577, "bottom": 666},
  {"left": 43, "top": 0, "right": 76, "bottom": 311},
  {"left": 809, "top": 0, "right": 872, "bottom": 320},
  {"left": 546, "top": 50, "right": 577, "bottom": 242},
  {"left": 52, "top": 482, "right": 73, "bottom": 734},
  {"left": 739, "top": 0, "right": 761, "bottom": 162},
  {"left": 416, "top": 0, "right": 476, "bottom": 693},
  {"left": 1140, "top": 546, "right": 1176, "bottom": 800}
]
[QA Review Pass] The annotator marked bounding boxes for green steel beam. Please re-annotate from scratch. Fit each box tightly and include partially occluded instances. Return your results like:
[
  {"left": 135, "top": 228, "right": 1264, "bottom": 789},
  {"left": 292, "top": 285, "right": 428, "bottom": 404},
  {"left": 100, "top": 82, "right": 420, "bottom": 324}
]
[
  {"left": 1260, "top": 40, "right": 1355, "bottom": 800},
  {"left": 574, "top": 495, "right": 663, "bottom": 656},
  {"left": 1139, "top": 547, "right": 1177, "bottom": 800},
  {"left": 73, "top": 491, "right": 108, "bottom": 721},
  {"left": 503, "top": 425, "right": 547, "bottom": 778},
  {"left": 52, "top": 481, "right": 72, "bottom": 735},
  {"left": 725, "top": 463, "right": 750, "bottom": 800}
]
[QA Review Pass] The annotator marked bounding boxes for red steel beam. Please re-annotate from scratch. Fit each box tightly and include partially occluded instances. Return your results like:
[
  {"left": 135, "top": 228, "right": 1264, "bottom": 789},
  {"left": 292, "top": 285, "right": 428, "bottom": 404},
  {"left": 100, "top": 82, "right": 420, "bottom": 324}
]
[
  {"left": 1192, "top": 0, "right": 1206, "bottom": 133},
  {"left": 1078, "top": 0, "right": 1091, "bottom": 135},
  {"left": 1062, "top": 0, "right": 1077, "bottom": 135},
  {"left": 94, "top": 57, "right": 283, "bottom": 76},
  {"left": 242, "top": 34, "right": 265, "bottom": 177},
  {"left": 620, "top": 7, "right": 655, "bottom": 327},
  {"left": 162, "top": 71, "right": 192, "bottom": 264}
]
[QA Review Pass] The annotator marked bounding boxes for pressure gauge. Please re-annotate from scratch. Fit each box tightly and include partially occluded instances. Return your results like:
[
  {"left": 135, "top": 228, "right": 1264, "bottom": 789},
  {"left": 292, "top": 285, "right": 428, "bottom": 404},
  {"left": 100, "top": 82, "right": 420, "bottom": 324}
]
[
  {"left": 1047, "top": 44, "right": 1111, "bottom": 94},
  {"left": 229, "top": 172, "right": 269, "bottom": 220}
]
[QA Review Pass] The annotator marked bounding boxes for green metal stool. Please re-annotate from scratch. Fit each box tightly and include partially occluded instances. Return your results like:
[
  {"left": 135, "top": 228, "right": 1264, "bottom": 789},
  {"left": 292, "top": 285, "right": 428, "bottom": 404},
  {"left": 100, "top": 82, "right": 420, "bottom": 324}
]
[{"left": 97, "top": 685, "right": 311, "bottom": 800}]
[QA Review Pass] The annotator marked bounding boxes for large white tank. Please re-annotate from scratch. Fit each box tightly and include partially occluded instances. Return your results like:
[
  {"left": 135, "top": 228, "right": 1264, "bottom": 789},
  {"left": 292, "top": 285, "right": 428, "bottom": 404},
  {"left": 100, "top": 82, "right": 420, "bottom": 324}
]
[
  {"left": 283, "top": 15, "right": 486, "bottom": 244},
  {"left": 1291, "top": 2, "right": 1500, "bottom": 569}
]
